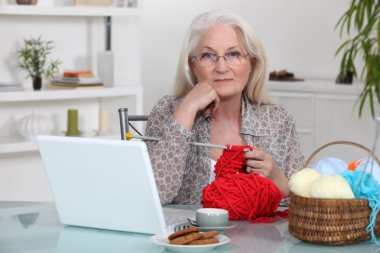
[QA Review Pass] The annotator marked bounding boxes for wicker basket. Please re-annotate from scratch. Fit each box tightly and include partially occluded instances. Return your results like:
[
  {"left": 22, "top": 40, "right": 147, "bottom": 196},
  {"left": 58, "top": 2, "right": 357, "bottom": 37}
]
[{"left": 288, "top": 141, "right": 380, "bottom": 245}]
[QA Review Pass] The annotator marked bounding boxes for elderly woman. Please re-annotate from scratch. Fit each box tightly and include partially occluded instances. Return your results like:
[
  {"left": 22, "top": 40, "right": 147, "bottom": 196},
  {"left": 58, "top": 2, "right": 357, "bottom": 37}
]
[{"left": 145, "top": 9, "right": 304, "bottom": 205}]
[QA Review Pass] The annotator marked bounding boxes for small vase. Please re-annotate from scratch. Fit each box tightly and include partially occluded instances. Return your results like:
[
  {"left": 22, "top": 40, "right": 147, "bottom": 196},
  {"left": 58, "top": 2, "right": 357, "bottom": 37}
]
[
  {"left": 335, "top": 71, "right": 353, "bottom": 85},
  {"left": 33, "top": 76, "right": 42, "bottom": 90}
]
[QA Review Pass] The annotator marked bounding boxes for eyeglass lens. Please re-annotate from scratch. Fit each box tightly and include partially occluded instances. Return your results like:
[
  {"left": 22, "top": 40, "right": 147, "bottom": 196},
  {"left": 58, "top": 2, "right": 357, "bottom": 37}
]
[{"left": 198, "top": 51, "right": 247, "bottom": 67}]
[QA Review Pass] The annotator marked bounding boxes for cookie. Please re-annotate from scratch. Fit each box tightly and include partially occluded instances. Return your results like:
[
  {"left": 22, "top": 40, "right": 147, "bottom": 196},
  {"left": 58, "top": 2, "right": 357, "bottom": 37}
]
[
  {"left": 169, "top": 232, "right": 202, "bottom": 245},
  {"left": 168, "top": 227, "right": 200, "bottom": 240},
  {"left": 188, "top": 238, "right": 219, "bottom": 245},
  {"left": 200, "top": 230, "right": 220, "bottom": 239}
]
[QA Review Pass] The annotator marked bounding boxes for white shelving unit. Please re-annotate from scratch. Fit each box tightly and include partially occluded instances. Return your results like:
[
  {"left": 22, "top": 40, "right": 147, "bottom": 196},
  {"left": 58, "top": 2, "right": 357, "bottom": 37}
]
[
  {"left": 0, "top": 85, "right": 142, "bottom": 102},
  {"left": 0, "top": 4, "right": 140, "bottom": 17},
  {"left": 0, "top": 6, "right": 142, "bottom": 201},
  {"left": 0, "top": 86, "right": 143, "bottom": 155}
]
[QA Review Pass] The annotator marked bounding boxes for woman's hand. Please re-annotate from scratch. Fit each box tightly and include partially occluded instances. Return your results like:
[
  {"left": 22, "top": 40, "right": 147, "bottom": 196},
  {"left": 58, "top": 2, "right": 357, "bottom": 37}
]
[
  {"left": 244, "top": 149, "right": 289, "bottom": 196},
  {"left": 244, "top": 149, "right": 276, "bottom": 178},
  {"left": 173, "top": 81, "right": 220, "bottom": 130}
]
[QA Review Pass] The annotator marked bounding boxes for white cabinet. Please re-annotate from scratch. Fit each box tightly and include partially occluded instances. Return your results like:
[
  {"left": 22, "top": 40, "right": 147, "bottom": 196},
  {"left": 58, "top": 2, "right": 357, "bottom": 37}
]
[
  {"left": 0, "top": 86, "right": 143, "bottom": 201},
  {"left": 269, "top": 80, "right": 380, "bottom": 165},
  {"left": 0, "top": 5, "right": 142, "bottom": 201}
]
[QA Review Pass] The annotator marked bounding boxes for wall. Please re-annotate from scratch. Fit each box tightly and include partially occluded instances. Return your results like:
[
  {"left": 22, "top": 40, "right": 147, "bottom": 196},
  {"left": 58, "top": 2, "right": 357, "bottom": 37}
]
[
  {"left": 0, "top": 0, "right": 352, "bottom": 114},
  {"left": 141, "top": 0, "right": 351, "bottom": 113}
]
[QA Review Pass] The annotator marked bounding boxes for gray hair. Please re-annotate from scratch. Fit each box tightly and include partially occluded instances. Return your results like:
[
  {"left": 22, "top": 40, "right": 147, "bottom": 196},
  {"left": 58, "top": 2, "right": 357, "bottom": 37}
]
[{"left": 173, "top": 9, "right": 271, "bottom": 104}]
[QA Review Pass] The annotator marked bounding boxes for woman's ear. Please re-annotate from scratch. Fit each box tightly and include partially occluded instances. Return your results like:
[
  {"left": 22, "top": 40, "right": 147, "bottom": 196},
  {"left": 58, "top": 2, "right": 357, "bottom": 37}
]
[
  {"left": 189, "top": 57, "right": 196, "bottom": 71},
  {"left": 188, "top": 57, "right": 199, "bottom": 83}
]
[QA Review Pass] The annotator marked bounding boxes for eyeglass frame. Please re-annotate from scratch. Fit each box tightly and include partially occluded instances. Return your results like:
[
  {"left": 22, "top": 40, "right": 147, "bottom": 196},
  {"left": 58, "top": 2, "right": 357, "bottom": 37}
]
[{"left": 191, "top": 51, "right": 251, "bottom": 68}]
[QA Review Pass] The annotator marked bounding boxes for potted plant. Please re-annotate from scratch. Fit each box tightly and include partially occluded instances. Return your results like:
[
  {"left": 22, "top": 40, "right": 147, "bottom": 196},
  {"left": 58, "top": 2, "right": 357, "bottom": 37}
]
[
  {"left": 336, "top": 1, "right": 380, "bottom": 118},
  {"left": 18, "top": 36, "right": 61, "bottom": 90}
]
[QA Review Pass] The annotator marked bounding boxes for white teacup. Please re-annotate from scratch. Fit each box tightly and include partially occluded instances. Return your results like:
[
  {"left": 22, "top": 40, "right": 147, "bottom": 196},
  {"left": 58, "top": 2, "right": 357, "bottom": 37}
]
[{"left": 195, "top": 208, "right": 229, "bottom": 227}]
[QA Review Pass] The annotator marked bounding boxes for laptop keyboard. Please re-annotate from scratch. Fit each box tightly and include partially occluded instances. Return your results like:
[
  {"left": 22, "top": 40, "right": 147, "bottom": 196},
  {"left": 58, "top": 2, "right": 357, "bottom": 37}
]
[{"left": 163, "top": 207, "right": 196, "bottom": 232}]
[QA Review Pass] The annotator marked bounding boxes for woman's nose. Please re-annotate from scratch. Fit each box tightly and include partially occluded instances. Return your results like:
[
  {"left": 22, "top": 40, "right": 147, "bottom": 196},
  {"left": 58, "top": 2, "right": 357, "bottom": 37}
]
[{"left": 214, "top": 56, "right": 229, "bottom": 72}]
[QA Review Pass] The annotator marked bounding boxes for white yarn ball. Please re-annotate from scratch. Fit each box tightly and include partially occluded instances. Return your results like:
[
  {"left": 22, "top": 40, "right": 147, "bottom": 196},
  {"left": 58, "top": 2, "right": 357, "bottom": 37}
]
[
  {"left": 289, "top": 168, "right": 320, "bottom": 197},
  {"left": 310, "top": 175, "right": 355, "bottom": 199}
]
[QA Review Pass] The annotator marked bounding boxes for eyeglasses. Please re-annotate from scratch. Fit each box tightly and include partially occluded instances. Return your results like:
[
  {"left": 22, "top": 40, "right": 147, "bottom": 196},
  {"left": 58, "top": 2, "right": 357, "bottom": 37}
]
[{"left": 193, "top": 51, "right": 250, "bottom": 68}]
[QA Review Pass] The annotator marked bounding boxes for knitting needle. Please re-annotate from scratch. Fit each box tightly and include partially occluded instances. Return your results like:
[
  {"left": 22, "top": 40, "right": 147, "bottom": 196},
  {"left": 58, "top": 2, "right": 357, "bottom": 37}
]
[
  {"left": 357, "top": 116, "right": 380, "bottom": 187},
  {"left": 125, "top": 132, "right": 229, "bottom": 150}
]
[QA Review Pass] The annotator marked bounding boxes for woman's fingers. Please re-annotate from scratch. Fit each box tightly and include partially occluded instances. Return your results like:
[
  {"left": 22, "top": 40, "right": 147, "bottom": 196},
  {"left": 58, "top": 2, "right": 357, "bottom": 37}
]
[
  {"left": 197, "top": 81, "right": 219, "bottom": 115},
  {"left": 245, "top": 150, "right": 273, "bottom": 177},
  {"left": 211, "top": 93, "right": 220, "bottom": 114},
  {"left": 246, "top": 165, "right": 267, "bottom": 178},
  {"left": 244, "top": 150, "right": 265, "bottom": 161}
]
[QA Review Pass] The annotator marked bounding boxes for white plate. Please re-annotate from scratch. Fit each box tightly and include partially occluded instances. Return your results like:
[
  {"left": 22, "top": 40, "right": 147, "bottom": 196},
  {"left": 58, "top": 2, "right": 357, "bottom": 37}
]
[
  {"left": 196, "top": 223, "right": 237, "bottom": 231},
  {"left": 150, "top": 233, "right": 230, "bottom": 253}
]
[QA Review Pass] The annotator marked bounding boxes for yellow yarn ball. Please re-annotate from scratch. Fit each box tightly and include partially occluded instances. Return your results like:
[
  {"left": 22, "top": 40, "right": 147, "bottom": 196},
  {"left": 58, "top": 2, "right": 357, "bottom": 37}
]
[
  {"left": 289, "top": 168, "right": 320, "bottom": 197},
  {"left": 310, "top": 175, "right": 355, "bottom": 199}
]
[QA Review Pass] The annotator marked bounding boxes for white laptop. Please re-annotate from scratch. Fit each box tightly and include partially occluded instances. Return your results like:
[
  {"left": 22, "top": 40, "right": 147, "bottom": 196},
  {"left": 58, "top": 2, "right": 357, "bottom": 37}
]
[{"left": 37, "top": 135, "right": 194, "bottom": 234}]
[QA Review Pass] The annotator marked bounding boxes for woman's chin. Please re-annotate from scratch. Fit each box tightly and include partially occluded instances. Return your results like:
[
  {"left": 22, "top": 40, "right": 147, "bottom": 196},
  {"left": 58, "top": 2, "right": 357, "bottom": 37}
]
[{"left": 215, "top": 88, "right": 243, "bottom": 100}]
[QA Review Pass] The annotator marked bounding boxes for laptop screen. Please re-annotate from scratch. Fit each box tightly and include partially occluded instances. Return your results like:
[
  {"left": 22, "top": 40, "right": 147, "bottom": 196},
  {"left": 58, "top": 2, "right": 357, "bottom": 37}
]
[{"left": 37, "top": 135, "right": 168, "bottom": 234}]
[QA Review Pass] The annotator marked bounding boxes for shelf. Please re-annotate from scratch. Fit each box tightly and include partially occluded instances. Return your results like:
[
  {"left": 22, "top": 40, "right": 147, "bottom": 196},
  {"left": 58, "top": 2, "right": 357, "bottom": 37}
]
[
  {"left": 0, "top": 86, "right": 142, "bottom": 102},
  {"left": 0, "top": 85, "right": 143, "bottom": 154},
  {"left": 0, "top": 5, "right": 140, "bottom": 17},
  {"left": 0, "top": 134, "right": 121, "bottom": 155},
  {"left": 0, "top": 137, "right": 38, "bottom": 154},
  {"left": 269, "top": 79, "right": 365, "bottom": 95}
]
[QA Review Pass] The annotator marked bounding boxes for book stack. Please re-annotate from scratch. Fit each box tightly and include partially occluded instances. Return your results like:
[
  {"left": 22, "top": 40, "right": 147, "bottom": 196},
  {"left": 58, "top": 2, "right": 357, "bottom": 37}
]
[
  {"left": 75, "top": 0, "right": 112, "bottom": 6},
  {"left": 50, "top": 70, "right": 104, "bottom": 89}
]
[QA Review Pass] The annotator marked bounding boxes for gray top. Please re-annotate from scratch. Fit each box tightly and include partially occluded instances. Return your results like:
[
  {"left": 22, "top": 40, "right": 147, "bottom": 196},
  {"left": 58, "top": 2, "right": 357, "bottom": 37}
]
[{"left": 145, "top": 94, "right": 305, "bottom": 205}]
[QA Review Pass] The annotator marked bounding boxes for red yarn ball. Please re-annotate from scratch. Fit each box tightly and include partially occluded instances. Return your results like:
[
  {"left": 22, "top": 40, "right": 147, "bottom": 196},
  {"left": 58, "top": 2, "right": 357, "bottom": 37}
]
[{"left": 201, "top": 145, "right": 286, "bottom": 223}]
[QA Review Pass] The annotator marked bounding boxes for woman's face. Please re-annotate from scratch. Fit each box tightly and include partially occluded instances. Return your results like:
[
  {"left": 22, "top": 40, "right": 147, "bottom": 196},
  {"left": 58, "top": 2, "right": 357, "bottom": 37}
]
[{"left": 190, "top": 25, "right": 252, "bottom": 100}]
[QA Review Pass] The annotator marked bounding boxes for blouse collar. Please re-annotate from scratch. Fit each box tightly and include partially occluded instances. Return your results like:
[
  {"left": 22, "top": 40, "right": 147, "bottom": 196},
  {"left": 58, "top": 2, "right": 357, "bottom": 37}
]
[{"left": 240, "top": 93, "right": 267, "bottom": 137}]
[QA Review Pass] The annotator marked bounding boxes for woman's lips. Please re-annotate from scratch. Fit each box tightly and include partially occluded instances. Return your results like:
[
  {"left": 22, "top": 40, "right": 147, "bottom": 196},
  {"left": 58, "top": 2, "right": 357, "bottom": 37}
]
[{"left": 214, "top": 79, "right": 233, "bottom": 83}]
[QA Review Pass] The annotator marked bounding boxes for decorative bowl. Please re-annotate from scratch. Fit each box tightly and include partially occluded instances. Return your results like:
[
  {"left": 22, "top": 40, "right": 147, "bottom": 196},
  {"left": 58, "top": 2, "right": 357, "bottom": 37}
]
[{"left": 16, "top": 112, "right": 54, "bottom": 140}]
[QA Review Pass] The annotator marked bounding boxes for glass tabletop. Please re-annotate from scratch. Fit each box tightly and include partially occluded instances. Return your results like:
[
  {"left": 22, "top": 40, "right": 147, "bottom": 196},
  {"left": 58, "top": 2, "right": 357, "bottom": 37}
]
[{"left": 0, "top": 201, "right": 378, "bottom": 253}]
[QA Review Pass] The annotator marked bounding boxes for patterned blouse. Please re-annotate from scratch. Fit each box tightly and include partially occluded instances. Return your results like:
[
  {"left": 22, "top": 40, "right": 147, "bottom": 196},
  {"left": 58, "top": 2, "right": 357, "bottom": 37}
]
[{"left": 145, "top": 94, "right": 305, "bottom": 206}]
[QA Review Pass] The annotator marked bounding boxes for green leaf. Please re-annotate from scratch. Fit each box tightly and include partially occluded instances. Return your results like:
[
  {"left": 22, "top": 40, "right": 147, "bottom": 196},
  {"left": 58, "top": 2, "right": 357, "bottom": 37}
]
[
  {"left": 347, "top": 6, "right": 355, "bottom": 34},
  {"left": 358, "top": 86, "right": 370, "bottom": 117},
  {"left": 339, "top": 17, "right": 348, "bottom": 37},
  {"left": 356, "top": 1, "right": 364, "bottom": 30},
  {"left": 339, "top": 50, "right": 349, "bottom": 75},
  {"left": 377, "top": 19, "right": 380, "bottom": 48},
  {"left": 366, "top": 0, "right": 374, "bottom": 19},
  {"left": 336, "top": 11, "right": 349, "bottom": 36},
  {"left": 335, "top": 39, "right": 351, "bottom": 56},
  {"left": 369, "top": 86, "right": 375, "bottom": 118}
]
